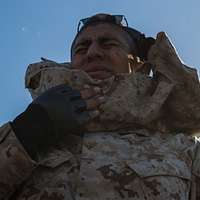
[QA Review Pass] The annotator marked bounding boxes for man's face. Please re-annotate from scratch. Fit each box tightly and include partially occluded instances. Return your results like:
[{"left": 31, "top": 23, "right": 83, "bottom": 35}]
[{"left": 71, "top": 23, "right": 136, "bottom": 80}]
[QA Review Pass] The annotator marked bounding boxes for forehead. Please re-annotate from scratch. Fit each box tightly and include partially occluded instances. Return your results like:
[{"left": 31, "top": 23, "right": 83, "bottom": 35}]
[{"left": 74, "top": 23, "right": 130, "bottom": 46}]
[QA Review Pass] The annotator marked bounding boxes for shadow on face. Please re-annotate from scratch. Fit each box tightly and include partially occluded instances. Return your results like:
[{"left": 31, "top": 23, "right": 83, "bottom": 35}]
[{"left": 71, "top": 23, "right": 139, "bottom": 80}]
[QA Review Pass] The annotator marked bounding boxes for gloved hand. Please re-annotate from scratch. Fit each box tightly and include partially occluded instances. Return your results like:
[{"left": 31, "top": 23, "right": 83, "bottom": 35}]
[
  {"left": 32, "top": 84, "right": 100, "bottom": 134},
  {"left": 11, "top": 84, "right": 104, "bottom": 160}
]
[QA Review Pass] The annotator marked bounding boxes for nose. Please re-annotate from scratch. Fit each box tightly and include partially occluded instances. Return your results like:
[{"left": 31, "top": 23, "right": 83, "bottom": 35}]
[{"left": 86, "top": 41, "right": 104, "bottom": 60}]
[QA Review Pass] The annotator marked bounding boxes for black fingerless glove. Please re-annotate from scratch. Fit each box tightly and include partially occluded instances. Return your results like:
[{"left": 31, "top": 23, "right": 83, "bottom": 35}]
[{"left": 11, "top": 84, "right": 89, "bottom": 160}]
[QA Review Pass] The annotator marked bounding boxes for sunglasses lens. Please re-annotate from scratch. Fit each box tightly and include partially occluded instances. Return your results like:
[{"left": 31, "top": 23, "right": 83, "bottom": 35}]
[
  {"left": 114, "top": 15, "right": 123, "bottom": 24},
  {"left": 77, "top": 15, "right": 128, "bottom": 32},
  {"left": 77, "top": 18, "right": 89, "bottom": 32},
  {"left": 121, "top": 16, "right": 128, "bottom": 27},
  {"left": 81, "top": 18, "right": 90, "bottom": 24}
]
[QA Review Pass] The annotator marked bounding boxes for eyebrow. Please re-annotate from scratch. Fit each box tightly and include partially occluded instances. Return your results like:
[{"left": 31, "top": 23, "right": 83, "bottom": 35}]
[
  {"left": 74, "top": 36, "right": 121, "bottom": 48},
  {"left": 99, "top": 37, "right": 120, "bottom": 43},
  {"left": 74, "top": 39, "right": 91, "bottom": 49}
]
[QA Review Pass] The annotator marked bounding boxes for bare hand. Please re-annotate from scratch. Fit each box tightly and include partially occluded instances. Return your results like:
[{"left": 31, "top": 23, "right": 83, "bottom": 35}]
[{"left": 80, "top": 85, "right": 105, "bottom": 111}]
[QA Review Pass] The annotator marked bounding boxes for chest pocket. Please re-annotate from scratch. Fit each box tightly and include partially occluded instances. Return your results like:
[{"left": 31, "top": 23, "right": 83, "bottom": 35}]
[
  {"left": 16, "top": 148, "right": 79, "bottom": 200},
  {"left": 77, "top": 132, "right": 193, "bottom": 200}
]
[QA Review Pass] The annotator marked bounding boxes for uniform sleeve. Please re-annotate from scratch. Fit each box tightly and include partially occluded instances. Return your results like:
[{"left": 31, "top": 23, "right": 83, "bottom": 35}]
[
  {"left": 0, "top": 123, "right": 37, "bottom": 200},
  {"left": 191, "top": 137, "right": 200, "bottom": 199},
  {"left": 148, "top": 32, "right": 200, "bottom": 134}
]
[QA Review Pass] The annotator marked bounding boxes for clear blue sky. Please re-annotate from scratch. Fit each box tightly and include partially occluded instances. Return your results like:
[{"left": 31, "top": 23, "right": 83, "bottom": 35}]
[{"left": 0, "top": 0, "right": 199, "bottom": 125}]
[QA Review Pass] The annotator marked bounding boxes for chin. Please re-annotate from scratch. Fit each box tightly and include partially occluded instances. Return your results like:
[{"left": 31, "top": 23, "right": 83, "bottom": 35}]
[{"left": 88, "top": 71, "right": 113, "bottom": 80}]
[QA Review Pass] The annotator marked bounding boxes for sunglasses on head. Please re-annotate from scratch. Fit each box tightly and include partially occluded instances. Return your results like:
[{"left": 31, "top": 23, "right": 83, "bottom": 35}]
[
  {"left": 73, "top": 14, "right": 155, "bottom": 61},
  {"left": 77, "top": 14, "right": 129, "bottom": 33}
]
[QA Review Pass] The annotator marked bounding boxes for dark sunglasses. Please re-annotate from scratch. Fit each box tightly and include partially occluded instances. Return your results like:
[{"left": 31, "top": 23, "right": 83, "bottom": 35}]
[{"left": 77, "top": 14, "right": 129, "bottom": 33}]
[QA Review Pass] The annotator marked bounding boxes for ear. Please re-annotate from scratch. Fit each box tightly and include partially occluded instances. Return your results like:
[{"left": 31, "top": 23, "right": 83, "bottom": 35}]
[
  {"left": 128, "top": 54, "right": 143, "bottom": 72},
  {"left": 128, "top": 54, "right": 152, "bottom": 75}
]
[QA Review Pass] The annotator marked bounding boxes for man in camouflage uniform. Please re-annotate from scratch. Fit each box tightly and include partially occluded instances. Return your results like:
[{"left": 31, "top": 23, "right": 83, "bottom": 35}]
[{"left": 0, "top": 14, "right": 200, "bottom": 200}]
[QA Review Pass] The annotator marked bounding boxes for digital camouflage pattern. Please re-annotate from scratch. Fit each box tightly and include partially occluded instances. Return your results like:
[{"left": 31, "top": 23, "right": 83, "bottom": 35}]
[
  {"left": 25, "top": 32, "right": 200, "bottom": 135},
  {"left": 0, "top": 32, "right": 200, "bottom": 199},
  {"left": 1, "top": 124, "right": 200, "bottom": 199}
]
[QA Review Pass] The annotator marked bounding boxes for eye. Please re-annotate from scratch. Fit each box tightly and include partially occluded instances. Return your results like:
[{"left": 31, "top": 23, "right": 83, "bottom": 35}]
[
  {"left": 103, "top": 41, "right": 119, "bottom": 48},
  {"left": 74, "top": 46, "right": 88, "bottom": 54}
]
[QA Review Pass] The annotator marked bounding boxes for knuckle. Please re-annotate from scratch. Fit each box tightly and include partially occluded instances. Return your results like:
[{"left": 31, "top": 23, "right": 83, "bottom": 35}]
[
  {"left": 81, "top": 88, "right": 96, "bottom": 99},
  {"left": 86, "top": 99, "right": 98, "bottom": 110},
  {"left": 86, "top": 96, "right": 104, "bottom": 110}
]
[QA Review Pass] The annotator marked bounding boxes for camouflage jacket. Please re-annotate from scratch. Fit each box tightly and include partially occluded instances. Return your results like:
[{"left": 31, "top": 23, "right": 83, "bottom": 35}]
[
  {"left": 0, "top": 123, "right": 200, "bottom": 200},
  {"left": 1, "top": 32, "right": 200, "bottom": 200}
]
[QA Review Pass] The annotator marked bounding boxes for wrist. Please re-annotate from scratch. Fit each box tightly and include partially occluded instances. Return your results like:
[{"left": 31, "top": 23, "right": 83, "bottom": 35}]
[{"left": 11, "top": 104, "right": 54, "bottom": 160}]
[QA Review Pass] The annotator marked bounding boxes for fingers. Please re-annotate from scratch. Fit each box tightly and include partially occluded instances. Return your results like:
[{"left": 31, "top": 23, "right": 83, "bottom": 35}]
[
  {"left": 77, "top": 110, "right": 100, "bottom": 125},
  {"left": 86, "top": 96, "right": 105, "bottom": 110},
  {"left": 80, "top": 85, "right": 101, "bottom": 99},
  {"left": 73, "top": 95, "right": 105, "bottom": 124},
  {"left": 79, "top": 85, "right": 105, "bottom": 111}
]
